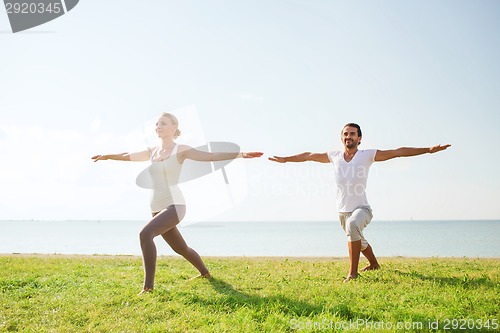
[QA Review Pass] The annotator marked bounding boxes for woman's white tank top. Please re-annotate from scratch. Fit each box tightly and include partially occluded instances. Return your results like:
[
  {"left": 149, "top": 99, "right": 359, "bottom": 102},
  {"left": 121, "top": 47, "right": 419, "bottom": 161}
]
[{"left": 148, "top": 144, "right": 186, "bottom": 213}]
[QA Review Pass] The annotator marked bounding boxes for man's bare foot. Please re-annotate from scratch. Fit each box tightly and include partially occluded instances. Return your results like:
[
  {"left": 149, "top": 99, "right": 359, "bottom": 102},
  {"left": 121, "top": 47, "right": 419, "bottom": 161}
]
[
  {"left": 361, "top": 264, "right": 380, "bottom": 271},
  {"left": 189, "top": 272, "right": 212, "bottom": 281},
  {"left": 138, "top": 287, "right": 153, "bottom": 295},
  {"left": 343, "top": 274, "right": 358, "bottom": 283}
]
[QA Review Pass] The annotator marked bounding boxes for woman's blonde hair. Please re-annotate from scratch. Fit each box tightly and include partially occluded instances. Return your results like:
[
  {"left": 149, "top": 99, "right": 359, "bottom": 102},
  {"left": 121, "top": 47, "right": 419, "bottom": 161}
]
[{"left": 160, "top": 112, "right": 181, "bottom": 139}]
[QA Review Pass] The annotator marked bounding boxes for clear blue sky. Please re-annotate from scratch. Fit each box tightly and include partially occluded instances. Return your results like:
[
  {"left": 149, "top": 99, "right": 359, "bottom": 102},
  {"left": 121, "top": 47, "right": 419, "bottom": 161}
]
[{"left": 1, "top": 1, "right": 499, "bottom": 222}]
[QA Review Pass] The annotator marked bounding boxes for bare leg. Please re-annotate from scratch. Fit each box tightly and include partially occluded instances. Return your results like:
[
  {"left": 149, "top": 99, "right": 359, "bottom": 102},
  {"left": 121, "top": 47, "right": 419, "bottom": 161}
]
[
  {"left": 345, "top": 240, "right": 362, "bottom": 282},
  {"left": 161, "top": 226, "right": 210, "bottom": 278},
  {"left": 361, "top": 244, "right": 380, "bottom": 271},
  {"left": 139, "top": 205, "right": 186, "bottom": 291}
]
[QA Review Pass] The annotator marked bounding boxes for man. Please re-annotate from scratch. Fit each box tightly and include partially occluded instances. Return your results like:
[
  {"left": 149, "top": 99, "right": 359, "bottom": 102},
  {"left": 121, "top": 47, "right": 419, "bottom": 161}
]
[{"left": 269, "top": 123, "right": 450, "bottom": 282}]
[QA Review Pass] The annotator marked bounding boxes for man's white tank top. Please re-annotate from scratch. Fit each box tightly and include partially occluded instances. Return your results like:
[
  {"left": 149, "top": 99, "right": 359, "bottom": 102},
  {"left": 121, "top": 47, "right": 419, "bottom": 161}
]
[{"left": 148, "top": 144, "right": 186, "bottom": 213}]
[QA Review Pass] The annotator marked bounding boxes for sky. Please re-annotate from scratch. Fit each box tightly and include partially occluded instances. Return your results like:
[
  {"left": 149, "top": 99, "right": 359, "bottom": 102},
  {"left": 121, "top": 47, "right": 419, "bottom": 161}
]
[{"left": 1, "top": 0, "right": 499, "bottom": 222}]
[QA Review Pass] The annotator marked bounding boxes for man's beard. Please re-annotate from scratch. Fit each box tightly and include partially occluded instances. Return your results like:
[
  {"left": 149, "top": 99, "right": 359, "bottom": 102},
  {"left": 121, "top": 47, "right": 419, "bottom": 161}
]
[{"left": 344, "top": 140, "right": 357, "bottom": 149}]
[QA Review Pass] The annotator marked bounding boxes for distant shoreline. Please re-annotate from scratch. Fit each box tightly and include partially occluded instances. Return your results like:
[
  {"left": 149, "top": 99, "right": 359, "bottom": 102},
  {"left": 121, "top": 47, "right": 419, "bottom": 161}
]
[{"left": 2, "top": 220, "right": 498, "bottom": 257}]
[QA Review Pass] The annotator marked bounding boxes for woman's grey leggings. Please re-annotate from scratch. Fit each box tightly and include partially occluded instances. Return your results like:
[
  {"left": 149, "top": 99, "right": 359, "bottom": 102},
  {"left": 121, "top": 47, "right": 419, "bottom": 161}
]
[{"left": 139, "top": 204, "right": 209, "bottom": 290}]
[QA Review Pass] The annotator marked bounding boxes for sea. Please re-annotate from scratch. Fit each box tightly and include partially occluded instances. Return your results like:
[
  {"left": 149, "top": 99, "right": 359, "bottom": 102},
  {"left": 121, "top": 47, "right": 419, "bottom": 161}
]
[{"left": 0, "top": 220, "right": 499, "bottom": 258}]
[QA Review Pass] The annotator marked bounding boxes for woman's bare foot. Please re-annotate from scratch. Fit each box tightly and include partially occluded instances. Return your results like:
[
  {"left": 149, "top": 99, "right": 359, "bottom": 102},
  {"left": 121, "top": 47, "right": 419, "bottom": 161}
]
[
  {"left": 188, "top": 272, "right": 211, "bottom": 281},
  {"left": 343, "top": 274, "right": 358, "bottom": 283},
  {"left": 138, "top": 287, "right": 153, "bottom": 295},
  {"left": 361, "top": 264, "right": 380, "bottom": 271}
]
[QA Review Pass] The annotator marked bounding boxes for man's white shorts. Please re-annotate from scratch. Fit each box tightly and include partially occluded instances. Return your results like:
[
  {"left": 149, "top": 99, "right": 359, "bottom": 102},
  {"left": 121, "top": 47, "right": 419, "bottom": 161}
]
[{"left": 338, "top": 206, "right": 373, "bottom": 251}]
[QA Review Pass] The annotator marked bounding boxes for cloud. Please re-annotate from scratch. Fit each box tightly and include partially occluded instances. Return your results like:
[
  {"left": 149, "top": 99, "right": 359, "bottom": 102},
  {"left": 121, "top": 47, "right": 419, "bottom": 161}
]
[{"left": 0, "top": 128, "right": 7, "bottom": 140}]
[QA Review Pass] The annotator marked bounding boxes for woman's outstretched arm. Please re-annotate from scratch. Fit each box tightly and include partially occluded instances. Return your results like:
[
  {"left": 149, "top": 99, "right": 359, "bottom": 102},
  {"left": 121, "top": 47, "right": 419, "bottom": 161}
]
[
  {"left": 178, "top": 145, "right": 263, "bottom": 163},
  {"left": 91, "top": 150, "right": 151, "bottom": 162}
]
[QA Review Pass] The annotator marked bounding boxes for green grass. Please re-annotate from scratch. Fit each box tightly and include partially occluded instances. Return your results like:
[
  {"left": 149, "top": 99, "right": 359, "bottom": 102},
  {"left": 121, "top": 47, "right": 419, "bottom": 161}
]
[{"left": 0, "top": 255, "right": 498, "bottom": 332}]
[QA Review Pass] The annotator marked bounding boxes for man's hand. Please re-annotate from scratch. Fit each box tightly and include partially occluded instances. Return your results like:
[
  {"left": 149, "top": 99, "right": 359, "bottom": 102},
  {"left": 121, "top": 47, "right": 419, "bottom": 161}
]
[
  {"left": 268, "top": 156, "right": 287, "bottom": 163},
  {"left": 429, "top": 144, "right": 451, "bottom": 154}
]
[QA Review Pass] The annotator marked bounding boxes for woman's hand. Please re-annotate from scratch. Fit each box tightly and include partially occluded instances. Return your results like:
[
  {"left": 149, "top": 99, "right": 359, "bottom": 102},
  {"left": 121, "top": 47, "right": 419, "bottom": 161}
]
[
  {"left": 241, "top": 152, "right": 264, "bottom": 159},
  {"left": 91, "top": 155, "right": 108, "bottom": 162}
]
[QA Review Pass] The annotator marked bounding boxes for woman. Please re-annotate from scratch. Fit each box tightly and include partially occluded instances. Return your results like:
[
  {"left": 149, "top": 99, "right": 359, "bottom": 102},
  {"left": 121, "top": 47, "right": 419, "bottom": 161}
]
[{"left": 92, "top": 113, "right": 262, "bottom": 294}]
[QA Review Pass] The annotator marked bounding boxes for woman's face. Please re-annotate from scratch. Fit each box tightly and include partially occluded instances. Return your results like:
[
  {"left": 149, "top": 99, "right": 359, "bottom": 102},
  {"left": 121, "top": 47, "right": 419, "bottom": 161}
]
[{"left": 155, "top": 116, "right": 177, "bottom": 139}]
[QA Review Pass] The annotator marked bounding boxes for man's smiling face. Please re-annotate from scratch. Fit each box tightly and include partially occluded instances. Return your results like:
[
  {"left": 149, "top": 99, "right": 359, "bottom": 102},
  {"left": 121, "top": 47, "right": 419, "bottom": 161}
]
[{"left": 341, "top": 126, "right": 361, "bottom": 149}]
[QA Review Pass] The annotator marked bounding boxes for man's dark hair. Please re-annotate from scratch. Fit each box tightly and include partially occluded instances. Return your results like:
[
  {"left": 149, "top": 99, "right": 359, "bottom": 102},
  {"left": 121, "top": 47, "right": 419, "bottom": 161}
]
[{"left": 342, "top": 123, "right": 362, "bottom": 137}]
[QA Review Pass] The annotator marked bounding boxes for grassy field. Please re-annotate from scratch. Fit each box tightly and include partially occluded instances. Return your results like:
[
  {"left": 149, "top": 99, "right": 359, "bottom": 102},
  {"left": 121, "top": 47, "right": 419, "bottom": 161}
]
[{"left": 0, "top": 255, "right": 498, "bottom": 332}]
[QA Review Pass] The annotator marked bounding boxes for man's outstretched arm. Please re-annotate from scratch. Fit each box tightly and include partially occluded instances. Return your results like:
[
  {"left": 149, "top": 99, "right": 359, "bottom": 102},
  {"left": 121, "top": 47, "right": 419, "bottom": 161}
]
[
  {"left": 269, "top": 152, "right": 330, "bottom": 163},
  {"left": 375, "top": 144, "right": 451, "bottom": 162}
]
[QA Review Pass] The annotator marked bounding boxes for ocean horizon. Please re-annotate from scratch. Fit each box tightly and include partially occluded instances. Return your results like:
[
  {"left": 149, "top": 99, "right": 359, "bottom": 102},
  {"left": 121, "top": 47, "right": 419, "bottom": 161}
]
[{"left": 1, "top": 220, "right": 499, "bottom": 258}]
